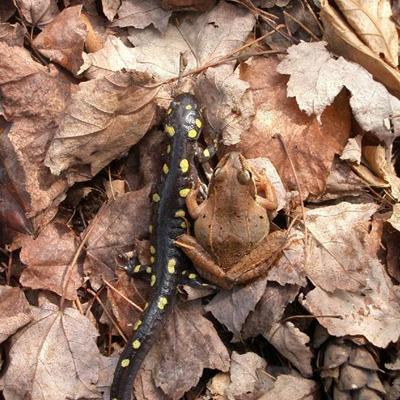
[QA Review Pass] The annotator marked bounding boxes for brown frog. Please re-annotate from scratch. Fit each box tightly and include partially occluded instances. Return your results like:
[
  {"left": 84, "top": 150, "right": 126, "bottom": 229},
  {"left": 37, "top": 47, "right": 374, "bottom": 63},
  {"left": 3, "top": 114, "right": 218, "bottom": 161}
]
[{"left": 175, "top": 152, "right": 287, "bottom": 289}]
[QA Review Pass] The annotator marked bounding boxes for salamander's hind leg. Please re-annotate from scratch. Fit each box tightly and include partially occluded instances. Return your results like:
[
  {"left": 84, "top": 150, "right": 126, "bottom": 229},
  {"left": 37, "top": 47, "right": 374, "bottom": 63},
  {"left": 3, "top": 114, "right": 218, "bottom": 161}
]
[{"left": 118, "top": 253, "right": 153, "bottom": 277}]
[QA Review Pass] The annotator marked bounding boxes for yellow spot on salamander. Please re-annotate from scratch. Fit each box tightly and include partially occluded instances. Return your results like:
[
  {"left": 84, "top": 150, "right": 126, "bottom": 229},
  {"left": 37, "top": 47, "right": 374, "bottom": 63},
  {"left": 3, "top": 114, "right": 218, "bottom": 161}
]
[
  {"left": 121, "top": 359, "right": 130, "bottom": 367},
  {"left": 133, "top": 319, "right": 142, "bottom": 330},
  {"left": 167, "top": 144, "right": 171, "bottom": 154},
  {"left": 188, "top": 273, "right": 197, "bottom": 279},
  {"left": 185, "top": 104, "right": 192, "bottom": 110},
  {"left": 150, "top": 256, "right": 155, "bottom": 264},
  {"left": 175, "top": 210, "right": 185, "bottom": 218},
  {"left": 203, "top": 148, "right": 210, "bottom": 158},
  {"left": 195, "top": 118, "right": 202, "bottom": 128},
  {"left": 165, "top": 125, "right": 175, "bottom": 137},
  {"left": 132, "top": 340, "right": 141, "bottom": 349},
  {"left": 179, "top": 188, "right": 190, "bottom": 198},
  {"left": 146, "top": 266, "right": 152, "bottom": 273},
  {"left": 179, "top": 159, "right": 189, "bottom": 173},
  {"left": 162, "top": 163, "right": 169, "bottom": 174},
  {"left": 152, "top": 193, "right": 160, "bottom": 202},
  {"left": 149, "top": 225, "right": 153, "bottom": 233},
  {"left": 150, "top": 274, "right": 156, "bottom": 286},
  {"left": 150, "top": 245, "right": 156, "bottom": 254},
  {"left": 188, "top": 129, "right": 197, "bottom": 139},
  {"left": 167, "top": 258, "right": 176, "bottom": 274},
  {"left": 158, "top": 296, "right": 168, "bottom": 310},
  {"left": 133, "top": 265, "right": 141, "bottom": 273},
  {"left": 181, "top": 221, "right": 187, "bottom": 228}
]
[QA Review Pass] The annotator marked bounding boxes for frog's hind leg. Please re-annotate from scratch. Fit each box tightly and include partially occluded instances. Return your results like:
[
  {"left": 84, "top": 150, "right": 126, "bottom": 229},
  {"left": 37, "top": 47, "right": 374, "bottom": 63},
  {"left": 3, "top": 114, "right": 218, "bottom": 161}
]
[
  {"left": 175, "top": 233, "right": 233, "bottom": 290},
  {"left": 226, "top": 231, "right": 288, "bottom": 285}
]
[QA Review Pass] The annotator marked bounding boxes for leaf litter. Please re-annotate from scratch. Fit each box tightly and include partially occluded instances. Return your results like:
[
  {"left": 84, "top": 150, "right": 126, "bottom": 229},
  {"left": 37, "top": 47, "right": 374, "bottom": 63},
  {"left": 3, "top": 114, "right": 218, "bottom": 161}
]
[{"left": 1, "top": 1, "right": 400, "bottom": 399}]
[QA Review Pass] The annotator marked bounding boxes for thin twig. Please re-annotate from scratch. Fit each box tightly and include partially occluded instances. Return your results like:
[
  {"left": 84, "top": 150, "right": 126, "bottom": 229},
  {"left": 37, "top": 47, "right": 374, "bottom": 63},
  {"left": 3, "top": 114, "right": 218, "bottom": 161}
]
[
  {"left": 283, "top": 10, "right": 320, "bottom": 41},
  {"left": 103, "top": 278, "right": 144, "bottom": 313}
]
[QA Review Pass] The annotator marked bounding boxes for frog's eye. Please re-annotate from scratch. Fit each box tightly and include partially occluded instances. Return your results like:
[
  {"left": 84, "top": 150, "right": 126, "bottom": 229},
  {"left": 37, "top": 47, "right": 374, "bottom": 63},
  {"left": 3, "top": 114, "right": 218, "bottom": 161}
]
[{"left": 237, "top": 169, "right": 251, "bottom": 184}]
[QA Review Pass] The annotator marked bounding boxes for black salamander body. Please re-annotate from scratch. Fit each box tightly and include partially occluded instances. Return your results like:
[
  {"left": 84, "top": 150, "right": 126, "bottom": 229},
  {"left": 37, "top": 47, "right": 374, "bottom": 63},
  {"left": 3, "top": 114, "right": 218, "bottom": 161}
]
[{"left": 110, "top": 94, "right": 203, "bottom": 400}]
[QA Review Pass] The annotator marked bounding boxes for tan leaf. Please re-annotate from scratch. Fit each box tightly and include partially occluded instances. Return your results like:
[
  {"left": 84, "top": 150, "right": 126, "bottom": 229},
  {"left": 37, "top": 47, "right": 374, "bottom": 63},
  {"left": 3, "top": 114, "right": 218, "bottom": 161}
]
[
  {"left": 102, "top": 0, "right": 121, "bottom": 21},
  {"left": 388, "top": 203, "right": 400, "bottom": 232},
  {"left": 135, "top": 301, "right": 230, "bottom": 400},
  {"left": 277, "top": 41, "right": 400, "bottom": 149},
  {"left": 302, "top": 259, "right": 400, "bottom": 347},
  {"left": 205, "top": 278, "right": 268, "bottom": 338},
  {"left": 0, "top": 42, "right": 71, "bottom": 223},
  {"left": 257, "top": 374, "right": 319, "bottom": 400},
  {"left": 19, "top": 222, "right": 82, "bottom": 300},
  {"left": 15, "top": 0, "right": 59, "bottom": 27},
  {"left": 0, "top": 22, "right": 25, "bottom": 46},
  {"left": 305, "top": 201, "right": 379, "bottom": 292},
  {"left": 81, "top": 1, "right": 254, "bottom": 80},
  {"left": 33, "top": 5, "right": 87, "bottom": 74},
  {"left": 84, "top": 186, "right": 152, "bottom": 289},
  {"left": 0, "top": 286, "right": 32, "bottom": 344},
  {"left": 112, "top": 0, "right": 171, "bottom": 32},
  {"left": 3, "top": 304, "right": 101, "bottom": 400},
  {"left": 320, "top": 0, "right": 400, "bottom": 97},
  {"left": 45, "top": 71, "right": 157, "bottom": 180},
  {"left": 334, "top": 0, "right": 398, "bottom": 66},
  {"left": 232, "top": 56, "right": 351, "bottom": 199}
]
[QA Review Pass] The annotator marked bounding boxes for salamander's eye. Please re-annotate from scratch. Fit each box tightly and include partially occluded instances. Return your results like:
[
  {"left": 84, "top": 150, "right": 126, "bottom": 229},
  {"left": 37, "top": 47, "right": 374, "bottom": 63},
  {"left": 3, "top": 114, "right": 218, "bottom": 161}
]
[{"left": 237, "top": 169, "right": 251, "bottom": 184}]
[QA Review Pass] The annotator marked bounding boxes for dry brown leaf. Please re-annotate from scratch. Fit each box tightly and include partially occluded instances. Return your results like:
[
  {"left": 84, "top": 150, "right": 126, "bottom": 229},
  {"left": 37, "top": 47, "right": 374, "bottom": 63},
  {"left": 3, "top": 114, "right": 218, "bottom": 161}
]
[
  {"left": 112, "top": 0, "right": 171, "bottom": 32},
  {"left": 0, "top": 42, "right": 71, "bottom": 225},
  {"left": 0, "top": 22, "right": 25, "bottom": 46},
  {"left": 3, "top": 303, "right": 101, "bottom": 400},
  {"left": 334, "top": 0, "right": 398, "bottom": 66},
  {"left": 107, "top": 269, "right": 150, "bottom": 337},
  {"left": 102, "top": 0, "right": 120, "bottom": 21},
  {"left": 243, "top": 283, "right": 312, "bottom": 377},
  {"left": 321, "top": 0, "right": 400, "bottom": 96},
  {"left": 231, "top": 56, "right": 351, "bottom": 199},
  {"left": 33, "top": 5, "right": 87, "bottom": 74},
  {"left": 45, "top": 71, "right": 157, "bottom": 180},
  {"left": 302, "top": 259, "right": 400, "bottom": 347},
  {"left": 205, "top": 278, "right": 268, "bottom": 339},
  {"left": 0, "top": 0, "right": 15, "bottom": 22},
  {"left": 135, "top": 301, "right": 230, "bottom": 400},
  {"left": 84, "top": 186, "right": 152, "bottom": 289},
  {"left": 19, "top": 221, "right": 82, "bottom": 300},
  {"left": 160, "top": 0, "right": 216, "bottom": 11},
  {"left": 0, "top": 286, "right": 32, "bottom": 344},
  {"left": 278, "top": 41, "right": 400, "bottom": 150},
  {"left": 81, "top": 1, "right": 254, "bottom": 81},
  {"left": 226, "top": 351, "right": 271, "bottom": 399},
  {"left": 15, "top": 0, "right": 59, "bottom": 27},
  {"left": 305, "top": 201, "right": 379, "bottom": 292},
  {"left": 388, "top": 203, "right": 400, "bottom": 232},
  {"left": 257, "top": 374, "right": 319, "bottom": 400}
]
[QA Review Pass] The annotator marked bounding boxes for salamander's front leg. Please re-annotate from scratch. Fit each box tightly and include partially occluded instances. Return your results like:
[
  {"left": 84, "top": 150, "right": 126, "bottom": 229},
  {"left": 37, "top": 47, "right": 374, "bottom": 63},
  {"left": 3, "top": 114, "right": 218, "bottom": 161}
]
[{"left": 175, "top": 234, "right": 233, "bottom": 290}]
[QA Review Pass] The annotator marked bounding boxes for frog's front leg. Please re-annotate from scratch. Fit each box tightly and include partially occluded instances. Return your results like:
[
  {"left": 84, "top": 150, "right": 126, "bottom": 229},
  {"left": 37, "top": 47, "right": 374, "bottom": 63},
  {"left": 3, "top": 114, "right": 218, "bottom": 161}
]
[
  {"left": 253, "top": 169, "right": 278, "bottom": 212},
  {"left": 226, "top": 230, "right": 288, "bottom": 285},
  {"left": 174, "top": 234, "right": 234, "bottom": 290},
  {"left": 186, "top": 182, "right": 207, "bottom": 219}
]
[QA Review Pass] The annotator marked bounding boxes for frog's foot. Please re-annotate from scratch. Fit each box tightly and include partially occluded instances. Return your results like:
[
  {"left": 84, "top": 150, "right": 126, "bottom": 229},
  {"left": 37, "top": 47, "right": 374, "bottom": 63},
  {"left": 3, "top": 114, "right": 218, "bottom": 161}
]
[
  {"left": 175, "top": 234, "right": 233, "bottom": 290},
  {"left": 227, "top": 230, "right": 290, "bottom": 285}
]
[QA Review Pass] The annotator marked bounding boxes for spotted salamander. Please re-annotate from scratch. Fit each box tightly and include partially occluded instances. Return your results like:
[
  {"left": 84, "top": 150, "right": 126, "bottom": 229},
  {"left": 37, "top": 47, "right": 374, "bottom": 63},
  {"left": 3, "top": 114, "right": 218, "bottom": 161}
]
[{"left": 110, "top": 93, "right": 203, "bottom": 400}]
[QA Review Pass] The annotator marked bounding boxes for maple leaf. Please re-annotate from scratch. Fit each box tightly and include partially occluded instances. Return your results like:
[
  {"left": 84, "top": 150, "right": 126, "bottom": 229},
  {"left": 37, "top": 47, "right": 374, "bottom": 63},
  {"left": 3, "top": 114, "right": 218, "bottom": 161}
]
[{"left": 3, "top": 304, "right": 102, "bottom": 400}]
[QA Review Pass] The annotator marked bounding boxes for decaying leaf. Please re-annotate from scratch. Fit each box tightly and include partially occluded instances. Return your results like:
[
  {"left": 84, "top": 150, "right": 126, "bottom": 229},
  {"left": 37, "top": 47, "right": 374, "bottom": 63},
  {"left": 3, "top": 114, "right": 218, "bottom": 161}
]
[
  {"left": 0, "top": 42, "right": 71, "bottom": 224},
  {"left": 3, "top": 303, "right": 101, "bottom": 400},
  {"left": 305, "top": 201, "right": 379, "bottom": 292},
  {"left": 0, "top": 22, "right": 25, "bottom": 46},
  {"left": 19, "top": 221, "right": 82, "bottom": 300},
  {"left": 45, "top": 71, "right": 157, "bottom": 181},
  {"left": 388, "top": 203, "right": 400, "bottom": 232},
  {"left": 112, "top": 0, "right": 172, "bottom": 32},
  {"left": 33, "top": 5, "right": 87, "bottom": 74},
  {"left": 321, "top": 0, "right": 400, "bottom": 97},
  {"left": 135, "top": 301, "right": 230, "bottom": 400},
  {"left": 233, "top": 56, "right": 351, "bottom": 199},
  {"left": 278, "top": 41, "right": 400, "bottom": 149},
  {"left": 15, "top": 0, "right": 59, "bottom": 27},
  {"left": 84, "top": 186, "right": 152, "bottom": 289},
  {"left": 302, "top": 259, "right": 400, "bottom": 347},
  {"left": 0, "top": 286, "right": 32, "bottom": 344}
]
